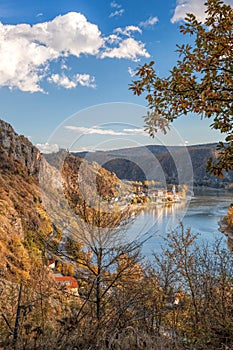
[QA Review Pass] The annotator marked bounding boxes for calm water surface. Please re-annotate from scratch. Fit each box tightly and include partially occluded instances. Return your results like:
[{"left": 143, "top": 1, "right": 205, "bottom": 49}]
[{"left": 126, "top": 189, "right": 233, "bottom": 256}]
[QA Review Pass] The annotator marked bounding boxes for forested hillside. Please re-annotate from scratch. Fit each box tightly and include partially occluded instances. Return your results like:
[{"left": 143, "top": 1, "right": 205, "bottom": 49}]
[
  {"left": 74, "top": 143, "right": 233, "bottom": 188},
  {"left": 1, "top": 119, "right": 233, "bottom": 350}
]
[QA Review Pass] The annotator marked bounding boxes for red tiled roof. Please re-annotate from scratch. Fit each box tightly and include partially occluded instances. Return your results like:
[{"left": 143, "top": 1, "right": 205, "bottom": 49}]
[{"left": 54, "top": 276, "right": 78, "bottom": 289}]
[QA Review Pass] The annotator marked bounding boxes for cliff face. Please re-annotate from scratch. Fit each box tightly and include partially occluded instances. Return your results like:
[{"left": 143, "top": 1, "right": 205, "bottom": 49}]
[
  {"left": 0, "top": 120, "right": 40, "bottom": 176},
  {"left": 41, "top": 151, "right": 125, "bottom": 231},
  {"left": 0, "top": 120, "right": 53, "bottom": 280},
  {"left": 0, "top": 119, "right": 124, "bottom": 280}
]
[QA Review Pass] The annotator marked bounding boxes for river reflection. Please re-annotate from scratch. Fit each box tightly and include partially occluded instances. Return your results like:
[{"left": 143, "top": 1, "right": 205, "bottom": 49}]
[{"left": 125, "top": 189, "right": 233, "bottom": 257}]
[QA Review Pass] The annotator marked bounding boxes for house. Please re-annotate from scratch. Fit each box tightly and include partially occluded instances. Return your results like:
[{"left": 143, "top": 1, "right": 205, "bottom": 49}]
[
  {"left": 48, "top": 258, "right": 56, "bottom": 269},
  {"left": 54, "top": 275, "right": 79, "bottom": 295},
  {"left": 167, "top": 191, "right": 173, "bottom": 201},
  {"left": 157, "top": 190, "right": 164, "bottom": 197}
]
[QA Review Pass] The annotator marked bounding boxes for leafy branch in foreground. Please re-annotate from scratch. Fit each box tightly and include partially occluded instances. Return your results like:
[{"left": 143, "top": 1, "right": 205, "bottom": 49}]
[{"left": 130, "top": 0, "right": 233, "bottom": 176}]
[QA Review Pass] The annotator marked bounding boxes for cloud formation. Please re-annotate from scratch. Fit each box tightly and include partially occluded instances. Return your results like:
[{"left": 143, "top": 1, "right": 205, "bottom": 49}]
[
  {"left": 0, "top": 13, "right": 102, "bottom": 92},
  {"left": 36, "top": 143, "right": 59, "bottom": 154},
  {"left": 110, "top": 1, "right": 122, "bottom": 9},
  {"left": 0, "top": 12, "right": 149, "bottom": 92},
  {"left": 109, "top": 1, "right": 124, "bottom": 18},
  {"left": 114, "top": 25, "right": 142, "bottom": 36},
  {"left": 65, "top": 125, "right": 146, "bottom": 136},
  {"left": 171, "top": 0, "right": 233, "bottom": 23},
  {"left": 128, "top": 67, "right": 135, "bottom": 77},
  {"left": 48, "top": 73, "right": 96, "bottom": 89},
  {"left": 140, "top": 16, "right": 159, "bottom": 28},
  {"left": 109, "top": 9, "right": 124, "bottom": 18},
  {"left": 100, "top": 38, "right": 150, "bottom": 60}
]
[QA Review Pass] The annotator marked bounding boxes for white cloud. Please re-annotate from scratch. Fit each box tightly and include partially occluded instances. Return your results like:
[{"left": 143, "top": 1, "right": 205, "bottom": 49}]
[
  {"left": 0, "top": 29, "right": 56, "bottom": 92},
  {"left": 0, "top": 12, "right": 103, "bottom": 92},
  {"left": 128, "top": 67, "right": 135, "bottom": 77},
  {"left": 171, "top": 0, "right": 207, "bottom": 23},
  {"left": 109, "top": 1, "right": 124, "bottom": 18},
  {"left": 140, "top": 16, "right": 159, "bottom": 28},
  {"left": 65, "top": 125, "right": 146, "bottom": 136},
  {"left": 65, "top": 126, "right": 126, "bottom": 136},
  {"left": 109, "top": 8, "right": 124, "bottom": 18},
  {"left": 48, "top": 73, "right": 96, "bottom": 89},
  {"left": 123, "top": 128, "right": 146, "bottom": 135},
  {"left": 105, "top": 34, "right": 121, "bottom": 44},
  {"left": 114, "top": 25, "right": 142, "bottom": 36},
  {"left": 61, "top": 59, "right": 69, "bottom": 70},
  {"left": 171, "top": 0, "right": 233, "bottom": 23},
  {"left": 104, "top": 26, "right": 149, "bottom": 60},
  {"left": 0, "top": 12, "right": 150, "bottom": 92},
  {"left": 30, "top": 12, "right": 103, "bottom": 57},
  {"left": 36, "top": 143, "right": 59, "bottom": 154},
  {"left": 100, "top": 38, "right": 150, "bottom": 60},
  {"left": 110, "top": 1, "right": 122, "bottom": 9},
  {"left": 36, "top": 13, "right": 43, "bottom": 18}
]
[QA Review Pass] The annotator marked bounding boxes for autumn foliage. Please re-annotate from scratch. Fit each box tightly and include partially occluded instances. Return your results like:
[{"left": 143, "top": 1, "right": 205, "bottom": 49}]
[{"left": 130, "top": 0, "right": 233, "bottom": 176}]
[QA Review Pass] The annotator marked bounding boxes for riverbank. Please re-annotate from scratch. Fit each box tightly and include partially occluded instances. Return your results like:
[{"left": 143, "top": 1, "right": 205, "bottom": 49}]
[
  {"left": 219, "top": 204, "right": 233, "bottom": 238},
  {"left": 193, "top": 186, "right": 233, "bottom": 194}
]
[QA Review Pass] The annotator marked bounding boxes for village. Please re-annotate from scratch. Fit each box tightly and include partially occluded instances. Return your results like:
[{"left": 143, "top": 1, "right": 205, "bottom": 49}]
[
  {"left": 109, "top": 180, "right": 188, "bottom": 206},
  {"left": 47, "top": 181, "right": 190, "bottom": 294}
]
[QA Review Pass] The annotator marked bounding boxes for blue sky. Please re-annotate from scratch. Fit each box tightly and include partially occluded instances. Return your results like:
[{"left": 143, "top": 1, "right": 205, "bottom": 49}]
[{"left": 0, "top": 0, "right": 231, "bottom": 151}]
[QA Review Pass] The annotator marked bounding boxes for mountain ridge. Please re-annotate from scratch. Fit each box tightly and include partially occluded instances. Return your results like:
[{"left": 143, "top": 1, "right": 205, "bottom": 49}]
[{"left": 73, "top": 143, "right": 233, "bottom": 188}]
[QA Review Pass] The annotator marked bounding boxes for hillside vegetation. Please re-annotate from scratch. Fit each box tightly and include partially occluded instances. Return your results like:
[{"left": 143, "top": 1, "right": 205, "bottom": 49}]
[
  {"left": 0, "top": 120, "right": 122, "bottom": 280},
  {"left": 1, "top": 119, "right": 233, "bottom": 349},
  {"left": 74, "top": 144, "right": 233, "bottom": 188},
  {"left": 0, "top": 120, "right": 53, "bottom": 280}
]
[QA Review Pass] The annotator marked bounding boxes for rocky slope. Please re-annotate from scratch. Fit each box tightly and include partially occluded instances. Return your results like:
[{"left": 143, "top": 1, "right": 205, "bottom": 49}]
[
  {"left": 0, "top": 119, "right": 121, "bottom": 281},
  {"left": 0, "top": 120, "right": 54, "bottom": 280}
]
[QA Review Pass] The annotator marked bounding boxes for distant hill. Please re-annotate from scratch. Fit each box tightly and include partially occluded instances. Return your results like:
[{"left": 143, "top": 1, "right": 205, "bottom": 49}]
[{"left": 73, "top": 144, "right": 233, "bottom": 188}]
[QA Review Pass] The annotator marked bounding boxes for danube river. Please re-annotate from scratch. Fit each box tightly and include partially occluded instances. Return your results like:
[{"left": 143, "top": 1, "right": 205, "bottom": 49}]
[{"left": 125, "top": 188, "right": 233, "bottom": 257}]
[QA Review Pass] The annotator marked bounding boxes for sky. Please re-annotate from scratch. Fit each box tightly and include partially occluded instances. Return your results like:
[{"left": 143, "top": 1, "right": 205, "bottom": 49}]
[{"left": 0, "top": 0, "right": 232, "bottom": 152}]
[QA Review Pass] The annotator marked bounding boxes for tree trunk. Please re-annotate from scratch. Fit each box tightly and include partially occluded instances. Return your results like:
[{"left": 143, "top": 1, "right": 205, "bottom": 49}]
[{"left": 12, "top": 283, "right": 23, "bottom": 345}]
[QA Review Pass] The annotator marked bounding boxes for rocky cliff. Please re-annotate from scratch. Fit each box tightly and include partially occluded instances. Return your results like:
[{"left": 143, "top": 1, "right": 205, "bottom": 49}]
[
  {"left": 0, "top": 120, "right": 40, "bottom": 176},
  {"left": 0, "top": 120, "right": 53, "bottom": 280},
  {"left": 0, "top": 119, "right": 123, "bottom": 280}
]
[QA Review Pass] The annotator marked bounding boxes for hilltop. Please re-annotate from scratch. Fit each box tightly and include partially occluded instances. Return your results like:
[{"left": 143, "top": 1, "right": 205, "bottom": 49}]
[{"left": 74, "top": 143, "right": 233, "bottom": 189}]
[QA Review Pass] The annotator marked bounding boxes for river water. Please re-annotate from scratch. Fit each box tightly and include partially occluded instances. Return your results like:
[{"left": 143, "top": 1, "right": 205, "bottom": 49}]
[{"left": 125, "top": 189, "right": 233, "bottom": 256}]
